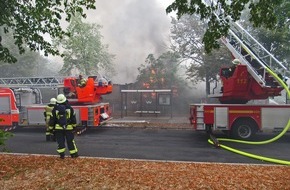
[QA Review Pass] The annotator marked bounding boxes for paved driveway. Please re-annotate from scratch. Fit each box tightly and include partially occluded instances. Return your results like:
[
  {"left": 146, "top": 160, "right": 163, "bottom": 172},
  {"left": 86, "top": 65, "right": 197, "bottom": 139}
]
[{"left": 4, "top": 127, "right": 290, "bottom": 165}]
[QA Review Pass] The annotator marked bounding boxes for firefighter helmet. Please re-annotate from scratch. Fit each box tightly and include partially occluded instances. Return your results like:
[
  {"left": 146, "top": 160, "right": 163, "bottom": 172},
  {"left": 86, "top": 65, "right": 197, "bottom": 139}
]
[
  {"left": 232, "top": 59, "right": 240, "bottom": 65},
  {"left": 56, "top": 94, "right": 67, "bottom": 104},
  {"left": 50, "top": 98, "right": 57, "bottom": 105}
]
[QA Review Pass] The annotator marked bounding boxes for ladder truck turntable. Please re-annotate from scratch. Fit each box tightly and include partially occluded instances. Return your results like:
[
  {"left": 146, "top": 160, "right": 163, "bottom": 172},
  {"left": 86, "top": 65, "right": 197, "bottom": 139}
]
[
  {"left": 189, "top": 21, "right": 290, "bottom": 140},
  {"left": 0, "top": 75, "right": 113, "bottom": 132}
]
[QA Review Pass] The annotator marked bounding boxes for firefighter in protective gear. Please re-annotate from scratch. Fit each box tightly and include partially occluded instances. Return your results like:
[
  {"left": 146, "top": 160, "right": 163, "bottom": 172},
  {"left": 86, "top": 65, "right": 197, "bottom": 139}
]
[
  {"left": 49, "top": 94, "right": 79, "bottom": 159},
  {"left": 44, "top": 98, "right": 57, "bottom": 141},
  {"left": 78, "top": 74, "right": 87, "bottom": 88},
  {"left": 232, "top": 58, "right": 240, "bottom": 65},
  {"left": 229, "top": 58, "right": 241, "bottom": 76}
]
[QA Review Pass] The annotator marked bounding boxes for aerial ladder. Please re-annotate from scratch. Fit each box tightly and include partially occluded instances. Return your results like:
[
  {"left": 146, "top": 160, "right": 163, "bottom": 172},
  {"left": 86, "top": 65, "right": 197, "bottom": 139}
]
[
  {"left": 209, "top": 16, "right": 289, "bottom": 104},
  {"left": 0, "top": 76, "right": 65, "bottom": 88},
  {"left": 189, "top": 1, "right": 290, "bottom": 164},
  {"left": 0, "top": 76, "right": 65, "bottom": 105}
]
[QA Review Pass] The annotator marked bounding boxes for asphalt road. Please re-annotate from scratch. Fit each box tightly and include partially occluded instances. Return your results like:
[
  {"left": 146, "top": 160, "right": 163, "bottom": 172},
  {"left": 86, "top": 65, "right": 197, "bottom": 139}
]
[{"left": 4, "top": 126, "right": 290, "bottom": 165}]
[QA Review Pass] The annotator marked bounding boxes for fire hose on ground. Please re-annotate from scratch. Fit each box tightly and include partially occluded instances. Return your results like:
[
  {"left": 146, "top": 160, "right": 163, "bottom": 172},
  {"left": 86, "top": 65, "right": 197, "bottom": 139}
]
[{"left": 208, "top": 67, "right": 290, "bottom": 165}]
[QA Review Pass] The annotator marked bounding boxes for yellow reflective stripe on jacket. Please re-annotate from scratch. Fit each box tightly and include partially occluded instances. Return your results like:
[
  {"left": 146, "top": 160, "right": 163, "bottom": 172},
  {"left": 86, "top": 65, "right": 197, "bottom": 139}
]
[
  {"left": 54, "top": 108, "right": 73, "bottom": 130},
  {"left": 45, "top": 105, "right": 54, "bottom": 123},
  {"left": 45, "top": 105, "right": 54, "bottom": 116},
  {"left": 55, "top": 109, "right": 71, "bottom": 119},
  {"left": 55, "top": 124, "right": 74, "bottom": 130}
]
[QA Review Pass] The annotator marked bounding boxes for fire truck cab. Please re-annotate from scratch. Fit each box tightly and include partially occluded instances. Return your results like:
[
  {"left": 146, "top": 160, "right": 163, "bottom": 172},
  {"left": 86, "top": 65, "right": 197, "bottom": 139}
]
[
  {"left": 218, "top": 64, "right": 283, "bottom": 104},
  {"left": 0, "top": 88, "right": 19, "bottom": 130}
]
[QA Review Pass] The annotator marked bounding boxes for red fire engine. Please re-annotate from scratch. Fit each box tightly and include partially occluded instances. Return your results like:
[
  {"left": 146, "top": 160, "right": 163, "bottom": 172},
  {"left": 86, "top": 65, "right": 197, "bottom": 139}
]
[
  {"left": 189, "top": 22, "right": 290, "bottom": 139},
  {"left": 0, "top": 75, "right": 112, "bottom": 132}
]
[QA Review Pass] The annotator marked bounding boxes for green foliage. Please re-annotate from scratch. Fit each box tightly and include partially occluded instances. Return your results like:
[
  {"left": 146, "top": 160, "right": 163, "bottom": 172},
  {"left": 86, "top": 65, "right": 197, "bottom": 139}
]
[
  {"left": 170, "top": 14, "right": 232, "bottom": 93},
  {"left": 56, "top": 14, "right": 115, "bottom": 76},
  {"left": 186, "top": 47, "right": 232, "bottom": 81},
  {"left": 0, "top": 130, "right": 13, "bottom": 150},
  {"left": 166, "top": 0, "right": 283, "bottom": 53},
  {"left": 243, "top": 0, "right": 290, "bottom": 63},
  {"left": 0, "top": 28, "right": 55, "bottom": 77},
  {"left": 0, "top": 0, "right": 96, "bottom": 63},
  {"left": 170, "top": 15, "right": 205, "bottom": 65},
  {"left": 136, "top": 52, "right": 184, "bottom": 89}
]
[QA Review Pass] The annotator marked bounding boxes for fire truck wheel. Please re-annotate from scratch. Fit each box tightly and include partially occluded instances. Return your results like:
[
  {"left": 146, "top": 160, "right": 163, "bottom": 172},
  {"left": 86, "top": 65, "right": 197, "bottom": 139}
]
[{"left": 231, "top": 119, "right": 257, "bottom": 140}]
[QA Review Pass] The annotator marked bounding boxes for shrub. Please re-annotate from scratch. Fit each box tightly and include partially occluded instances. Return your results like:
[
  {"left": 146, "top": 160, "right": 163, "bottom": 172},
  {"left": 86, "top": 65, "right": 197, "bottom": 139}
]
[{"left": 0, "top": 130, "right": 13, "bottom": 151}]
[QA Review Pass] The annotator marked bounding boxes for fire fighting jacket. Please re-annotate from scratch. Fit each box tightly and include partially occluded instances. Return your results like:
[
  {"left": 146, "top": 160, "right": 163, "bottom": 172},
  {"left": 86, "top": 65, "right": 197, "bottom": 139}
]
[
  {"left": 49, "top": 103, "right": 77, "bottom": 131},
  {"left": 44, "top": 104, "right": 55, "bottom": 125}
]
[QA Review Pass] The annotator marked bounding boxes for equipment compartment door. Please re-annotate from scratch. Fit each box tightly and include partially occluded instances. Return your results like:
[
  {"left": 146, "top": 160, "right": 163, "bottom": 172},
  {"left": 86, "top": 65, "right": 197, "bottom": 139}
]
[
  {"left": 261, "top": 107, "right": 290, "bottom": 131},
  {"left": 27, "top": 108, "right": 46, "bottom": 125},
  {"left": 214, "top": 107, "right": 228, "bottom": 130}
]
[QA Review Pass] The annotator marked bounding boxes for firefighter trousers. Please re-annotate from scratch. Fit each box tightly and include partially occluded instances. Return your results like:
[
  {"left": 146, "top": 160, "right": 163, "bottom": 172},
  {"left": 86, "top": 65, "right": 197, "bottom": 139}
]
[
  {"left": 54, "top": 130, "right": 78, "bottom": 157},
  {"left": 45, "top": 124, "right": 55, "bottom": 141}
]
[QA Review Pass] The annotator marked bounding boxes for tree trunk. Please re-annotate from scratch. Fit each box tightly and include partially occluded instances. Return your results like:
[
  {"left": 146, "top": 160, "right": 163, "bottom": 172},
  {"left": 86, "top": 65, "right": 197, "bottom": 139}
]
[
  {"left": 205, "top": 71, "right": 212, "bottom": 103},
  {"left": 205, "top": 73, "right": 210, "bottom": 95}
]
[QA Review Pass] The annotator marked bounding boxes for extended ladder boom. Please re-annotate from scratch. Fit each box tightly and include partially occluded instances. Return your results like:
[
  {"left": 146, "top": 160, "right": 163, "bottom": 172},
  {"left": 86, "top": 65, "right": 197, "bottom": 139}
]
[
  {"left": 203, "top": 0, "right": 289, "bottom": 86},
  {"left": 203, "top": 0, "right": 289, "bottom": 104},
  {"left": 0, "top": 76, "right": 66, "bottom": 88},
  {"left": 222, "top": 22, "right": 289, "bottom": 87}
]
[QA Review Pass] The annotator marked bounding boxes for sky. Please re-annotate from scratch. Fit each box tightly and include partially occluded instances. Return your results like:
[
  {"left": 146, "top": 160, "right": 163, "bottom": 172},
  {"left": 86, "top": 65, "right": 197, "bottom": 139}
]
[{"left": 83, "top": 0, "right": 175, "bottom": 84}]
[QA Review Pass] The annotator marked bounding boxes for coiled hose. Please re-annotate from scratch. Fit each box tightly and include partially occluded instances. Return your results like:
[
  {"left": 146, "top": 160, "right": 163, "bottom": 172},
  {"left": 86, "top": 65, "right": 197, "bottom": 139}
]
[{"left": 208, "top": 67, "right": 290, "bottom": 165}]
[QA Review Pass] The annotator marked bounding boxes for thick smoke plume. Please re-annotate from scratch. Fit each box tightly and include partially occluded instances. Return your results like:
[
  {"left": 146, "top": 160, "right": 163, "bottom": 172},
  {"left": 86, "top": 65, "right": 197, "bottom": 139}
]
[{"left": 85, "top": 0, "right": 173, "bottom": 84}]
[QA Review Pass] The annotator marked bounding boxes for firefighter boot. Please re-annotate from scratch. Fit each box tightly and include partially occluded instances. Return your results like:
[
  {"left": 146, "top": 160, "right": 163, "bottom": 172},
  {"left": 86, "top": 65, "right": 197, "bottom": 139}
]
[
  {"left": 71, "top": 152, "right": 79, "bottom": 158},
  {"left": 59, "top": 153, "right": 65, "bottom": 159}
]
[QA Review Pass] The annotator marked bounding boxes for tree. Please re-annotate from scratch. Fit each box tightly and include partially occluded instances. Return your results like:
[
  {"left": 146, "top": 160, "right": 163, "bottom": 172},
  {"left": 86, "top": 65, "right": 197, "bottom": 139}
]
[
  {"left": 240, "top": 0, "right": 290, "bottom": 64},
  {"left": 0, "top": 0, "right": 96, "bottom": 63},
  {"left": 56, "top": 14, "right": 115, "bottom": 76},
  {"left": 170, "top": 15, "right": 204, "bottom": 66},
  {"left": 186, "top": 48, "right": 232, "bottom": 95},
  {"left": 0, "top": 52, "right": 53, "bottom": 77},
  {"left": 166, "top": 0, "right": 283, "bottom": 53},
  {"left": 136, "top": 52, "right": 192, "bottom": 114},
  {"left": 0, "top": 27, "right": 57, "bottom": 77},
  {"left": 170, "top": 15, "right": 232, "bottom": 95},
  {"left": 136, "top": 52, "right": 183, "bottom": 89}
]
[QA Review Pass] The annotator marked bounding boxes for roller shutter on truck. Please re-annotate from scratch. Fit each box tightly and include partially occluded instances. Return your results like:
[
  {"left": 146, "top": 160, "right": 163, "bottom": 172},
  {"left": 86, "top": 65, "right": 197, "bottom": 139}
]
[
  {"left": 214, "top": 107, "right": 228, "bottom": 130},
  {"left": 261, "top": 107, "right": 290, "bottom": 132}
]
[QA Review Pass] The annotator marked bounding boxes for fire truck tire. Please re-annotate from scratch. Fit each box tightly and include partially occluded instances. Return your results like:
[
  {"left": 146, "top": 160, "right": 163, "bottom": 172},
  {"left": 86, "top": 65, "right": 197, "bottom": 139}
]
[{"left": 231, "top": 119, "right": 258, "bottom": 140}]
